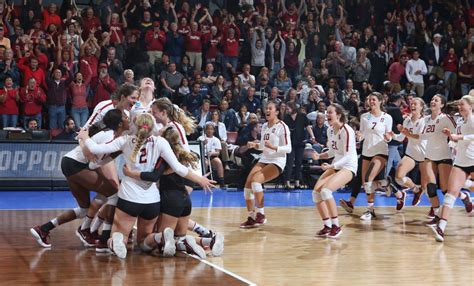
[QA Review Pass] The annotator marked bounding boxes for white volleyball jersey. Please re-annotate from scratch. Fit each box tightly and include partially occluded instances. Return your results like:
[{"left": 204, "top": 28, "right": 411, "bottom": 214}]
[
  {"left": 84, "top": 100, "right": 114, "bottom": 129},
  {"left": 64, "top": 130, "right": 115, "bottom": 163},
  {"left": 454, "top": 115, "right": 474, "bottom": 167},
  {"left": 393, "top": 116, "right": 427, "bottom": 162},
  {"left": 167, "top": 121, "right": 190, "bottom": 151},
  {"left": 85, "top": 135, "right": 189, "bottom": 204},
  {"left": 130, "top": 100, "right": 154, "bottom": 122},
  {"left": 326, "top": 124, "right": 358, "bottom": 174},
  {"left": 421, "top": 113, "right": 456, "bottom": 161},
  {"left": 360, "top": 112, "right": 393, "bottom": 157},
  {"left": 258, "top": 121, "right": 292, "bottom": 170}
]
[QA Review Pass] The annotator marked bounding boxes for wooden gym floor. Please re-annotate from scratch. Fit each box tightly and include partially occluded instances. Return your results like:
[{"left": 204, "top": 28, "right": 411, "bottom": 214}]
[{"left": 0, "top": 206, "right": 472, "bottom": 285}]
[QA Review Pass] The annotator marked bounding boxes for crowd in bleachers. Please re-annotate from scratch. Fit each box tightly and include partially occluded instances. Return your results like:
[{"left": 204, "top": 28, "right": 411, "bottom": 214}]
[{"left": 0, "top": 0, "right": 472, "bottom": 187}]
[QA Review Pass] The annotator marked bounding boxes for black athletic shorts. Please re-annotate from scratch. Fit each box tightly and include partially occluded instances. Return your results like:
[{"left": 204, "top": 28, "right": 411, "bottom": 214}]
[
  {"left": 405, "top": 154, "right": 423, "bottom": 164},
  {"left": 361, "top": 154, "right": 389, "bottom": 161},
  {"left": 160, "top": 174, "right": 192, "bottom": 217},
  {"left": 426, "top": 158, "right": 453, "bottom": 166},
  {"left": 117, "top": 198, "right": 160, "bottom": 220},
  {"left": 61, "top": 157, "right": 89, "bottom": 177},
  {"left": 454, "top": 165, "right": 474, "bottom": 175}
]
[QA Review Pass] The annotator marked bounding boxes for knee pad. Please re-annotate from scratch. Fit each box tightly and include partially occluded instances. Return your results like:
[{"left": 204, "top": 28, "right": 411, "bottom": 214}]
[
  {"left": 93, "top": 194, "right": 107, "bottom": 204},
  {"left": 251, "top": 182, "right": 263, "bottom": 193},
  {"left": 106, "top": 194, "right": 119, "bottom": 206},
  {"left": 395, "top": 177, "right": 408, "bottom": 187},
  {"left": 73, "top": 207, "right": 88, "bottom": 218},
  {"left": 364, "top": 182, "right": 374, "bottom": 194},
  {"left": 312, "top": 191, "right": 322, "bottom": 203},
  {"left": 443, "top": 193, "right": 456, "bottom": 209},
  {"left": 244, "top": 188, "right": 255, "bottom": 200},
  {"left": 427, "top": 183, "right": 438, "bottom": 198},
  {"left": 320, "top": 188, "right": 334, "bottom": 201}
]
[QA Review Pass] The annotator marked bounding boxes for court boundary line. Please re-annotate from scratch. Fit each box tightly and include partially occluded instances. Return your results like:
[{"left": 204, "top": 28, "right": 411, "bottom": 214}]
[{"left": 186, "top": 253, "right": 257, "bottom": 286}]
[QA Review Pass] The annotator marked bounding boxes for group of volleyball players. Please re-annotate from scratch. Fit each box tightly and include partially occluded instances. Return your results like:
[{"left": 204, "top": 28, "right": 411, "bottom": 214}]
[
  {"left": 238, "top": 91, "right": 473, "bottom": 243},
  {"left": 30, "top": 79, "right": 224, "bottom": 259}
]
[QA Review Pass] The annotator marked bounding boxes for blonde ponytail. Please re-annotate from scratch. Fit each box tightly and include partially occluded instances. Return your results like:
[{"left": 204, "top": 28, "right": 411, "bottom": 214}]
[
  {"left": 153, "top": 98, "right": 196, "bottom": 135},
  {"left": 130, "top": 113, "right": 155, "bottom": 163},
  {"left": 162, "top": 127, "right": 198, "bottom": 168}
]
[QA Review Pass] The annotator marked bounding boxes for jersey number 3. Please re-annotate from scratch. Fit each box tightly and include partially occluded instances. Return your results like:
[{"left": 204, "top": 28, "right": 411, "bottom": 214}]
[{"left": 139, "top": 148, "right": 147, "bottom": 164}]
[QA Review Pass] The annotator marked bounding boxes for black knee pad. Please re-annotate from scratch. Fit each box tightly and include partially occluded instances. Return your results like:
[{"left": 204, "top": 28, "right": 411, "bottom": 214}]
[{"left": 427, "top": 183, "right": 438, "bottom": 198}]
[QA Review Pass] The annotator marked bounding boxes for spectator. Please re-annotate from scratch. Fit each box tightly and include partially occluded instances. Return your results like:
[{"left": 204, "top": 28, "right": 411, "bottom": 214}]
[
  {"left": 123, "top": 69, "right": 135, "bottom": 84},
  {"left": 176, "top": 77, "right": 190, "bottom": 107},
  {"left": 0, "top": 49, "right": 20, "bottom": 88},
  {"left": 269, "top": 31, "right": 286, "bottom": 77},
  {"left": 184, "top": 82, "right": 203, "bottom": 112},
  {"left": 69, "top": 68, "right": 92, "bottom": 127},
  {"left": 388, "top": 54, "right": 408, "bottom": 94},
  {"left": 165, "top": 22, "right": 185, "bottom": 64},
  {"left": 17, "top": 55, "right": 46, "bottom": 89},
  {"left": 219, "top": 99, "right": 239, "bottom": 132},
  {"left": 208, "top": 110, "right": 231, "bottom": 168},
  {"left": 198, "top": 123, "right": 225, "bottom": 188},
  {"left": 341, "top": 79, "right": 360, "bottom": 103},
  {"left": 238, "top": 64, "right": 256, "bottom": 90},
  {"left": 236, "top": 104, "right": 250, "bottom": 129},
  {"left": 185, "top": 21, "right": 203, "bottom": 72},
  {"left": 327, "top": 42, "right": 346, "bottom": 89},
  {"left": 201, "top": 63, "right": 217, "bottom": 87},
  {"left": 242, "top": 87, "right": 261, "bottom": 114},
  {"left": 425, "top": 33, "right": 446, "bottom": 81},
  {"left": 194, "top": 99, "right": 212, "bottom": 129},
  {"left": 160, "top": 62, "right": 184, "bottom": 99},
  {"left": 274, "top": 68, "right": 292, "bottom": 97},
  {"left": 210, "top": 75, "right": 225, "bottom": 105},
  {"left": 458, "top": 54, "right": 474, "bottom": 96},
  {"left": 145, "top": 21, "right": 166, "bottom": 65},
  {"left": 368, "top": 42, "right": 388, "bottom": 92},
  {"left": 105, "top": 47, "right": 124, "bottom": 84},
  {"left": 92, "top": 63, "right": 116, "bottom": 107},
  {"left": 311, "top": 112, "right": 328, "bottom": 153},
  {"left": 53, "top": 117, "right": 77, "bottom": 141},
  {"left": 20, "top": 77, "right": 46, "bottom": 129},
  {"left": 442, "top": 48, "right": 458, "bottom": 99},
  {"left": 46, "top": 67, "right": 73, "bottom": 129},
  {"left": 405, "top": 50, "right": 428, "bottom": 97},
  {"left": 0, "top": 26, "right": 11, "bottom": 50},
  {"left": 284, "top": 39, "right": 302, "bottom": 83},
  {"left": 250, "top": 27, "right": 267, "bottom": 76},
  {"left": 221, "top": 16, "right": 240, "bottom": 80},
  {"left": 26, "top": 118, "right": 39, "bottom": 131},
  {"left": 0, "top": 77, "right": 19, "bottom": 128}
]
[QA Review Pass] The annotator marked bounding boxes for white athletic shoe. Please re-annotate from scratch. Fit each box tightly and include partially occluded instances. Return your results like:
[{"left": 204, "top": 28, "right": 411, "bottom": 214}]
[
  {"left": 184, "top": 235, "right": 206, "bottom": 259},
  {"left": 360, "top": 209, "right": 376, "bottom": 221},
  {"left": 111, "top": 232, "right": 127, "bottom": 259},
  {"left": 162, "top": 228, "right": 176, "bottom": 257},
  {"left": 211, "top": 233, "right": 224, "bottom": 257}
]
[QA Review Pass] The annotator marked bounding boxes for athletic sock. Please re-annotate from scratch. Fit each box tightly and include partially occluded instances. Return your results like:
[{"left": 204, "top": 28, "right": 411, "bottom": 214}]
[
  {"left": 323, "top": 218, "right": 331, "bottom": 228},
  {"left": 90, "top": 216, "right": 104, "bottom": 233},
  {"left": 438, "top": 219, "right": 448, "bottom": 232},
  {"left": 331, "top": 216, "right": 340, "bottom": 227},
  {"left": 192, "top": 222, "right": 210, "bottom": 237},
  {"left": 248, "top": 210, "right": 256, "bottom": 220},
  {"left": 81, "top": 216, "right": 93, "bottom": 230},
  {"left": 40, "top": 218, "right": 58, "bottom": 232},
  {"left": 368, "top": 203, "right": 374, "bottom": 211},
  {"left": 256, "top": 207, "right": 264, "bottom": 215},
  {"left": 100, "top": 223, "right": 112, "bottom": 243}
]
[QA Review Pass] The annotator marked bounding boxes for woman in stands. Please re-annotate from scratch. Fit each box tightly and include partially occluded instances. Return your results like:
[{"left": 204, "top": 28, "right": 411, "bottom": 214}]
[
  {"left": 123, "top": 127, "right": 224, "bottom": 258},
  {"left": 390, "top": 97, "right": 427, "bottom": 210},
  {"left": 77, "top": 113, "right": 214, "bottom": 259},
  {"left": 30, "top": 109, "right": 127, "bottom": 248},
  {"left": 311, "top": 104, "right": 357, "bottom": 238},
  {"left": 151, "top": 97, "right": 218, "bottom": 238},
  {"left": 422, "top": 94, "right": 457, "bottom": 225},
  {"left": 430, "top": 95, "right": 474, "bottom": 242},
  {"left": 358, "top": 92, "right": 393, "bottom": 220},
  {"left": 240, "top": 100, "right": 291, "bottom": 228}
]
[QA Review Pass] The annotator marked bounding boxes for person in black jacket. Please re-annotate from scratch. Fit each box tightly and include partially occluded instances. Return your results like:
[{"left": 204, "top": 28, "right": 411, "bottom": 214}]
[{"left": 385, "top": 93, "right": 405, "bottom": 179}]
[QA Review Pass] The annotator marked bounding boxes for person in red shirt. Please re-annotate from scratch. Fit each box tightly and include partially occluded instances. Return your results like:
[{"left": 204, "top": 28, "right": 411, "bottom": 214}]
[
  {"left": 185, "top": 22, "right": 203, "bottom": 71},
  {"left": 17, "top": 53, "right": 46, "bottom": 89},
  {"left": 442, "top": 48, "right": 458, "bottom": 99},
  {"left": 82, "top": 8, "right": 102, "bottom": 39},
  {"left": 42, "top": 4, "right": 61, "bottom": 30},
  {"left": 388, "top": 54, "right": 408, "bottom": 93},
  {"left": 107, "top": 9, "right": 128, "bottom": 46},
  {"left": 145, "top": 22, "right": 166, "bottom": 65},
  {"left": 91, "top": 63, "right": 116, "bottom": 108},
  {"left": 20, "top": 77, "right": 46, "bottom": 129},
  {"left": 221, "top": 16, "right": 240, "bottom": 80},
  {"left": 0, "top": 76, "right": 19, "bottom": 128},
  {"left": 458, "top": 54, "right": 473, "bottom": 96},
  {"left": 204, "top": 26, "right": 221, "bottom": 63},
  {"left": 79, "top": 36, "right": 101, "bottom": 88}
]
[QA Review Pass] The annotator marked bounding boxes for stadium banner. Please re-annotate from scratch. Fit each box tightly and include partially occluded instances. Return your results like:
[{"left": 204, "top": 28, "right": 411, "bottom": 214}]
[{"left": 0, "top": 140, "right": 205, "bottom": 189}]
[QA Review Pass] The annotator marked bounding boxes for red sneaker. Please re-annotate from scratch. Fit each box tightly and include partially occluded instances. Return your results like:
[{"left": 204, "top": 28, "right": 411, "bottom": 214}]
[
  {"left": 30, "top": 225, "right": 51, "bottom": 248},
  {"left": 328, "top": 225, "right": 343, "bottom": 239},
  {"left": 461, "top": 191, "right": 472, "bottom": 213},
  {"left": 316, "top": 225, "right": 331, "bottom": 237},
  {"left": 426, "top": 216, "right": 439, "bottom": 227},
  {"left": 339, "top": 199, "right": 354, "bottom": 214},
  {"left": 426, "top": 207, "right": 436, "bottom": 219},
  {"left": 412, "top": 188, "right": 422, "bottom": 206},
  {"left": 240, "top": 217, "right": 257, "bottom": 229},
  {"left": 396, "top": 190, "right": 406, "bottom": 211},
  {"left": 255, "top": 213, "right": 267, "bottom": 226},
  {"left": 429, "top": 224, "right": 445, "bottom": 242},
  {"left": 95, "top": 239, "right": 111, "bottom": 254},
  {"left": 75, "top": 227, "right": 96, "bottom": 247}
]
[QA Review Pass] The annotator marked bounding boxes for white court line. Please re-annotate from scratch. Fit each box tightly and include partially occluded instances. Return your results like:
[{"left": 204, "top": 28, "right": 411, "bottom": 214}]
[{"left": 186, "top": 253, "right": 257, "bottom": 286}]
